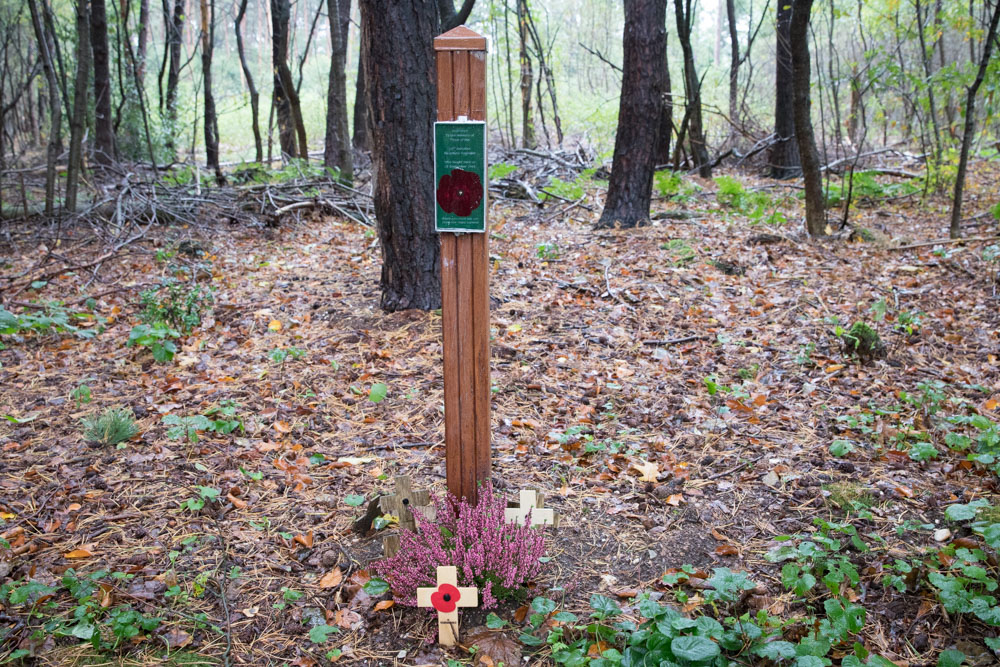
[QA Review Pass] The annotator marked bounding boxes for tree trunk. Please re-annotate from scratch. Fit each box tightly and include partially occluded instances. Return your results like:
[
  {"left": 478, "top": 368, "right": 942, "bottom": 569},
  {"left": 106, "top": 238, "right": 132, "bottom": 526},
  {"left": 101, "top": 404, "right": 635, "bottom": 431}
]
[
  {"left": 673, "top": 0, "right": 710, "bottom": 177},
  {"left": 324, "top": 0, "right": 353, "bottom": 181},
  {"left": 914, "top": 0, "right": 942, "bottom": 164},
  {"left": 235, "top": 0, "right": 262, "bottom": 162},
  {"left": 90, "top": 0, "right": 115, "bottom": 166},
  {"left": 28, "top": 0, "right": 61, "bottom": 215},
  {"left": 726, "top": 0, "right": 739, "bottom": 139},
  {"left": 770, "top": 0, "right": 799, "bottom": 178},
  {"left": 359, "top": 0, "right": 441, "bottom": 311},
  {"left": 949, "top": 0, "right": 1000, "bottom": 238},
  {"left": 654, "top": 34, "right": 673, "bottom": 165},
  {"left": 271, "top": 0, "right": 308, "bottom": 161},
  {"left": 352, "top": 45, "right": 370, "bottom": 151},
  {"left": 596, "top": 0, "right": 667, "bottom": 229},
  {"left": 789, "top": 0, "right": 824, "bottom": 237},
  {"left": 66, "top": 0, "right": 91, "bottom": 212},
  {"left": 200, "top": 0, "right": 222, "bottom": 181},
  {"left": 165, "top": 0, "right": 184, "bottom": 157},
  {"left": 136, "top": 0, "right": 150, "bottom": 81},
  {"left": 516, "top": 0, "right": 534, "bottom": 148}
]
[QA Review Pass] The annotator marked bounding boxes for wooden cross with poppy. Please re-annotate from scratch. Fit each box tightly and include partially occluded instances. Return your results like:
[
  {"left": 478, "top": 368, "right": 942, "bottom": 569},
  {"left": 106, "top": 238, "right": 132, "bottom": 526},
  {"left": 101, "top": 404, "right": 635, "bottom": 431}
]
[
  {"left": 504, "top": 489, "right": 556, "bottom": 527},
  {"left": 416, "top": 566, "right": 478, "bottom": 646}
]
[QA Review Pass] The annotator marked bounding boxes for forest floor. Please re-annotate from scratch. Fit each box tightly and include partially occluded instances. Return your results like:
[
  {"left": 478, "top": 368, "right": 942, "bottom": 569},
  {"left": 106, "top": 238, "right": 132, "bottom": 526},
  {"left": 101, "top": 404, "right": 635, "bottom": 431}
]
[{"left": 1, "top": 162, "right": 1000, "bottom": 666}]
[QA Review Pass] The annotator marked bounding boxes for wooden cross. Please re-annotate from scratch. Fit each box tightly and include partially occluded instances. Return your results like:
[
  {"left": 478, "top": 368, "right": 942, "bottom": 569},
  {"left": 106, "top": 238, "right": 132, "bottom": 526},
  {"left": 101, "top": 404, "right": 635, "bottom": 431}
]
[
  {"left": 379, "top": 476, "right": 433, "bottom": 557},
  {"left": 504, "top": 489, "right": 556, "bottom": 527},
  {"left": 416, "top": 566, "right": 478, "bottom": 646}
]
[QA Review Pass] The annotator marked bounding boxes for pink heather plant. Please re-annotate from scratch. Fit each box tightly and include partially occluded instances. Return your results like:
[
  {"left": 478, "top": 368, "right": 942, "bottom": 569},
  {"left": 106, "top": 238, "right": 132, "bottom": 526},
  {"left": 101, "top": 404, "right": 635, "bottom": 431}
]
[{"left": 373, "top": 483, "right": 547, "bottom": 609}]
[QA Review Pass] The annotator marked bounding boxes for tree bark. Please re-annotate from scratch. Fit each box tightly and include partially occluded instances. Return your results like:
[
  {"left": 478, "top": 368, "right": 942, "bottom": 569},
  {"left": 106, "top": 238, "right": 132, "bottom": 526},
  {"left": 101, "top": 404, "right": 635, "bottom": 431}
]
[
  {"left": 136, "top": 0, "right": 150, "bottom": 82},
  {"left": 914, "top": 0, "right": 942, "bottom": 164},
  {"left": 359, "top": 0, "right": 444, "bottom": 311},
  {"left": 164, "top": 0, "right": 184, "bottom": 157},
  {"left": 66, "top": 0, "right": 91, "bottom": 212},
  {"left": 789, "top": 0, "right": 825, "bottom": 237},
  {"left": 323, "top": 0, "right": 353, "bottom": 181},
  {"left": 654, "top": 32, "right": 673, "bottom": 165},
  {"left": 673, "top": 0, "right": 710, "bottom": 177},
  {"left": 725, "top": 0, "right": 739, "bottom": 139},
  {"left": 596, "top": 0, "right": 667, "bottom": 229},
  {"left": 516, "top": 0, "right": 534, "bottom": 147},
  {"left": 90, "top": 0, "right": 115, "bottom": 166},
  {"left": 28, "top": 0, "right": 61, "bottom": 215},
  {"left": 770, "top": 0, "right": 799, "bottom": 178},
  {"left": 949, "top": 0, "right": 1000, "bottom": 238},
  {"left": 271, "top": 0, "right": 308, "bottom": 161},
  {"left": 200, "top": 0, "right": 222, "bottom": 181},
  {"left": 235, "top": 0, "right": 262, "bottom": 163},
  {"left": 352, "top": 45, "right": 370, "bottom": 151}
]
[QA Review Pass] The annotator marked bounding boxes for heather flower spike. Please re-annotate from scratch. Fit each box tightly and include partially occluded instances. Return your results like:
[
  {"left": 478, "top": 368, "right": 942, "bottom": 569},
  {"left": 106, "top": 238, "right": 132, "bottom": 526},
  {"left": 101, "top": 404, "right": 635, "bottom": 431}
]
[{"left": 417, "top": 566, "right": 478, "bottom": 646}]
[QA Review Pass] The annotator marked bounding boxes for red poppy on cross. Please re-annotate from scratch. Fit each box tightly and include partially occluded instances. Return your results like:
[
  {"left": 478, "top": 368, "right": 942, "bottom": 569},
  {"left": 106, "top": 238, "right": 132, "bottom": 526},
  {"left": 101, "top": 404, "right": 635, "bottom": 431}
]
[{"left": 416, "top": 566, "right": 478, "bottom": 645}]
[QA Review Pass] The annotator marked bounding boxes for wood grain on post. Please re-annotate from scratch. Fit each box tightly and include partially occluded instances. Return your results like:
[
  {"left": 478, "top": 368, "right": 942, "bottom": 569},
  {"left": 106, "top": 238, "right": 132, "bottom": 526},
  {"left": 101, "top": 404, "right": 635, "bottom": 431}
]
[{"left": 434, "top": 26, "right": 490, "bottom": 504}]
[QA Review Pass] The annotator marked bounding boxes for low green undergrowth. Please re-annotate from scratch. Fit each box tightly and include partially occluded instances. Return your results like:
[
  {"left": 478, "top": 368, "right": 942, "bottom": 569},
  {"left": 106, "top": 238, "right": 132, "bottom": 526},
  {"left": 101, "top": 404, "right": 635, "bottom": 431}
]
[
  {"left": 0, "top": 303, "right": 101, "bottom": 347},
  {"left": 714, "top": 175, "right": 788, "bottom": 226},
  {"left": 825, "top": 171, "right": 921, "bottom": 208},
  {"left": 0, "top": 569, "right": 167, "bottom": 659}
]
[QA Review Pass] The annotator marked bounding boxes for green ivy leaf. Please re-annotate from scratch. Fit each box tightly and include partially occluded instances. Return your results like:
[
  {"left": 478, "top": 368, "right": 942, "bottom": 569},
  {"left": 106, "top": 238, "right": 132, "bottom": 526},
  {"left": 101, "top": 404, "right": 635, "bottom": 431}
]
[
  {"left": 754, "top": 641, "right": 797, "bottom": 660},
  {"left": 363, "top": 578, "right": 389, "bottom": 596},
  {"left": 945, "top": 500, "right": 988, "bottom": 522},
  {"left": 589, "top": 594, "right": 621, "bottom": 619},
  {"left": 485, "top": 612, "right": 507, "bottom": 629},
  {"left": 670, "top": 636, "right": 719, "bottom": 662},
  {"left": 830, "top": 439, "right": 853, "bottom": 456},
  {"left": 308, "top": 624, "right": 339, "bottom": 644},
  {"left": 344, "top": 494, "right": 366, "bottom": 507},
  {"left": 368, "top": 383, "right": 388, "bottom": 403}
]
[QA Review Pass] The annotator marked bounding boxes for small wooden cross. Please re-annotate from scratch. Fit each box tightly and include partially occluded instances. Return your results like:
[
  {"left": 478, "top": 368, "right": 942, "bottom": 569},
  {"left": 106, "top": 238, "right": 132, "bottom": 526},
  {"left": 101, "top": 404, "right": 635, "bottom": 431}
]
[
  {"left": 379, "top": 476, "right": 433, "bottom": 557},
  {"left": 504, "top": 489, "right": 556, "bottom": 527},
  {"left": 416, "top": 566, "right": 478, "bottom": 646}
]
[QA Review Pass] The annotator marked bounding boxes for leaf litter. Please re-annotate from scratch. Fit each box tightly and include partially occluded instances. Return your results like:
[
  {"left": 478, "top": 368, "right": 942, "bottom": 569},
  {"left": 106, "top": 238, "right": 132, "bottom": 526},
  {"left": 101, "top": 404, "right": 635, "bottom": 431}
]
[{"left": 0, "top": 166, "right": 998, "bottom": 664}]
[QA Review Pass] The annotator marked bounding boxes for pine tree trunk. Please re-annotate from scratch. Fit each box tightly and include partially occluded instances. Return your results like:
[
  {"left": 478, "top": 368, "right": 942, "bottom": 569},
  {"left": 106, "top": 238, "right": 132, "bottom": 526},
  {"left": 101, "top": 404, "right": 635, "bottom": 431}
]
[
  {"left": 235, "top": 0, "right": 262, "bottom": 162},
  {"left": 165, "top": 0, "right": 184, "bottom": 157},
  {"left": 90, "top": 0, "right": 115, "bottom": 166},
  {"left": 726, "top": 0, "right": 739, "bottom": 140},
  {"left": 673, "top": 0, "right": 710, "bottom": 177},
  {"left": 596, "top": 0, "right": 667, "bottom": 229},
  {"left": 271, "top": 0, "right": 308, "bottom": 161},
  {"left": 66, "top": 0, "right": 91, "bottom": 212},
  {"left": 516, "top": 0, "right": 534, "bottom": 148},
  {"left": 789, "top": 0, "right": 825, "bottom": 237},
  {"left": 654, "top": 38, "right": 672, "bottom": 165},
  {"left": 136, "top": 0, "right": 150, "bottom": 81},
  {"left": 323, "top": 0, "right": 353, "bottom": 181},
  {"left": 28, "top": 0, "right": 61, "bottom": 215},
  {"left": 200, "top": 0, "right": 222, "bottom": 181},
  {"left": 949, "top": 0, "right": 1000, "bottom": 238},
  {"left": 352, "top": 45, "right": 370, "bottom": 151},
  {"left": 359, "top": 0, "right": 440, "bottom": 311},
  {"left": 770, "top": 0, "right": 799, "bottom": 178}
]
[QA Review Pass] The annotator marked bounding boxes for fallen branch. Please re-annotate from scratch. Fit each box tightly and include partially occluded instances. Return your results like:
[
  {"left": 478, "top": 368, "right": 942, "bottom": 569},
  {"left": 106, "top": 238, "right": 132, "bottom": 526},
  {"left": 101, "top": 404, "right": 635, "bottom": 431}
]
[
  {"left": 642, "top": 335, "right": 707, "bottom": 346},
  {"left": 890, "top": 235, "right": 1000, "bottom": 251}
]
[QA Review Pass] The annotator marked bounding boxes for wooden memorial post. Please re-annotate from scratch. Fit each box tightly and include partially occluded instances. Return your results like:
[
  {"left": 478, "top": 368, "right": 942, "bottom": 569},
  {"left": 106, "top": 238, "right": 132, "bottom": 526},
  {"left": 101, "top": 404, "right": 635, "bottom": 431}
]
[{"left": 434, "top": 27, "right": 491, "bottom": 504}]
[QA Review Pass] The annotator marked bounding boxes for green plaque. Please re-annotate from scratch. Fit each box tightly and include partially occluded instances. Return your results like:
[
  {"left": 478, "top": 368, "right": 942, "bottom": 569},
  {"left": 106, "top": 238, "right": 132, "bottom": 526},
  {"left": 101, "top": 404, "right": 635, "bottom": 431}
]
[{"left": 434, "top": 121, "right": 487, "bottom": 232}]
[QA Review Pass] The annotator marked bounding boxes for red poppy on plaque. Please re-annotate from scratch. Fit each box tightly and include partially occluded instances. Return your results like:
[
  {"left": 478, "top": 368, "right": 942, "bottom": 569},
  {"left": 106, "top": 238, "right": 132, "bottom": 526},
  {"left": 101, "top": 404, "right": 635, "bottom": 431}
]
[
  {"left": 436, "top": 168, "right": 483, "bottom": 217},
  {"left": 429, "top": 582, "right": 462, "bottom": 613}
]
